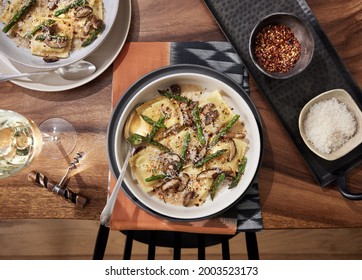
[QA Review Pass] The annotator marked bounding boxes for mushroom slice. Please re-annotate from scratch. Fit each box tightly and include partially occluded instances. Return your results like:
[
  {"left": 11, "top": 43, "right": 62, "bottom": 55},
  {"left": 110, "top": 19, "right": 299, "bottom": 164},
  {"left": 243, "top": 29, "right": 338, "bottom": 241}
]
[
  {"left": 204, "top": 110, "right": 219, "bottom": 125},
  {"left": 161, "top": 178, "right": 181, "bottom": 193},
  {"left": 43, "top": 56, "right": 59, "bottom": 63},
  {"left": 133, "top": 146, "right": 146, "bottom": 155},
  {"left": 93, "top": 18, "right": 104, "bottom": 30},
  {"left": 222, "top": 132, "right": 246, "bottom": 139},
  {"left": 75, "top": 5, "right": 93, "bottom": 18},
  {"left": 42, "top": 23, "right": 57, "bottom": 35},
  {"left": 158, "top": 153, "right": 181, "bottom": 177},
  {"left": 200, "top": 103, "right": 216, "bottom": 114},
  {"left": 188, "top": 145, "right": 198, "bottom": 162},
  {"left": 201, "top": 103, "right": 219, "bottom": 125},
  {"left": 177, "top": 172, "right": 190, "bottom": 192},
  {"left": 83, "top": 16, "right": 104, "bottom": 36},
  {"left": 224, "top": 175, "right": 234, "bottom": 185},
  {"left": 188, "top": 145, "right": 207, "bottom": 164},
  {"left": 159, "top": 124, "right": 183, "bottom": 139},
  {"left": 44, "top": 36, "right": 68, "bottom": 49},
  {"left": 159, "top": 152, "right": 181, "bottom": 163},
  {"left": 196, "top": 168, "right": 220, "bottom": 180},
  {"left": 183, "top": 191, "right": 196, "bottom": 207},
  {"left": 170, "top": 84, "right": 181, "bottom": 95},
  {"left": 198, "top": 145, "right": 207, "bottom": 159},
  {"left": 179, "top": 102, "right": 196, "bottom": 127},
  {"left": 162, "top": 161, "right": 179, "bottom": 178},
  {"left": 228, "top": 139, "right": 237, "bottom": 162},
  {"left": 84, "top": 19, "right": 93, "bottom": 36},
  {"left": 47, "top": 0, "right": 59, "bottom": 10}
]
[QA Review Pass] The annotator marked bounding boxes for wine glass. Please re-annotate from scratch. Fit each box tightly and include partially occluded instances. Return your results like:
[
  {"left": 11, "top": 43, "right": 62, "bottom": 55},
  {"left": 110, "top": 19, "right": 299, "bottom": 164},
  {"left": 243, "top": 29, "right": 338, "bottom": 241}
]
[{"left": 0, "top": 109, "right": 76, "bottom": 179}]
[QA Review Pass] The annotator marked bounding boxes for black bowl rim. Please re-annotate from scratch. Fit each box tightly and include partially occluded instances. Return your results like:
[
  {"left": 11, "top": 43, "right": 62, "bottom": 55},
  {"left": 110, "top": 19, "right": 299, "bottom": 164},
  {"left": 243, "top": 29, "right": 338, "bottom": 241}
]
[
  {"left": 107, "top": 64, "right": 265, "bottom": 222},
  {"left": 248, "top": 12, "right": 315, "bottom": 79}
]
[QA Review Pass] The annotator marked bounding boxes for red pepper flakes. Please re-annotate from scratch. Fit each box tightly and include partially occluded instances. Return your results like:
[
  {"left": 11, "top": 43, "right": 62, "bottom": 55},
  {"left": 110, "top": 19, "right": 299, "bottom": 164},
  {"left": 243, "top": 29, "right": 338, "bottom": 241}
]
[{"left": 254, "top": 24, "right": 301, "bottom": 73}]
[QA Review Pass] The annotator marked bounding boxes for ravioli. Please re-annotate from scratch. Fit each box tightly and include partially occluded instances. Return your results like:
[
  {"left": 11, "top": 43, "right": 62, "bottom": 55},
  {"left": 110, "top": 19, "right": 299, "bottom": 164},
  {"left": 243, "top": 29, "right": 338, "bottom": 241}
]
[
  {"left": 129, "top": 96, "right": 181, "bottom": 138},
  {"left": 31, "top": 18, "right": 73, "bottom": 58},
  {"left": 129, "top": 146, "right": 163, "bottom": 193},
  {"left": 127, "top": 84, "right": 249, "bottom": 207},
  {"left": 159, "top": 127, "right": 197, "bottom": 155},
  {"left": 0, "top": 0, "right": 105, "bottom": 61},
  {"left": 206, "top": 138, "right": 248, "bottom": 175},
  {"left": 0, "top": 0, "right": 24, "bottom": 24},
  {"left": 199, "top": 90, "right": 236, "bottom": 134}
]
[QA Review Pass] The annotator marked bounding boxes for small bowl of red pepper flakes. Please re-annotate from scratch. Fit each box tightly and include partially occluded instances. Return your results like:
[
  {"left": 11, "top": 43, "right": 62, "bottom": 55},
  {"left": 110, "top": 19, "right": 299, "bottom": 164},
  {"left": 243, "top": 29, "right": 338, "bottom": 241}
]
[{"left": 249, "top": 13, "right": 314, "bottom": 79}]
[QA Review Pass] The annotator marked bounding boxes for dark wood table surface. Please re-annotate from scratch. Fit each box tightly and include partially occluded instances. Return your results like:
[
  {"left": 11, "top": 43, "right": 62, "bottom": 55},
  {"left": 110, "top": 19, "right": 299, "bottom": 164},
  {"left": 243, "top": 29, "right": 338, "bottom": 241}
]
[{"left": 0, "top": 0, "right": 361, "bottom": 230}]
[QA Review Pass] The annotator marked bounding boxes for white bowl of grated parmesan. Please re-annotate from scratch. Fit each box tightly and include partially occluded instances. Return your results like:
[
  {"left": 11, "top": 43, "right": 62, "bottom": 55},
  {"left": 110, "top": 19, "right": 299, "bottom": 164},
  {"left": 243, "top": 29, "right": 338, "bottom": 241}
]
[{"left": 299, "top": 89, "right": 362, "bottom": 161}]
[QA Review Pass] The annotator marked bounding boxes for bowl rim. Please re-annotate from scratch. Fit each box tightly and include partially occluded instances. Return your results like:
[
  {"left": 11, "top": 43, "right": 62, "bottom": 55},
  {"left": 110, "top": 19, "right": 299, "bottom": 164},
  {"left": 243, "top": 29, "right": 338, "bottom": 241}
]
[
  {"left": 298, "top": 88, "right": 362, "bottom": 161},
  {"left": 0, "top": 0, "right": 118, "bottom": 70},
  {"left": 248, "top": 12, "right": 315, "bottom": 79},
  {"left": 106, "top": 64, "right": 265, "bottom": 221}
]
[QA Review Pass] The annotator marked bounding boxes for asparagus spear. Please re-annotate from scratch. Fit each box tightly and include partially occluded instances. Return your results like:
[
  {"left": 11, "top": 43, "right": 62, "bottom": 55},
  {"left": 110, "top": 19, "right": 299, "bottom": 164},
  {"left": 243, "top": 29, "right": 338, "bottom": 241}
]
[
  {"left": 25, "top": 19, "right": 56, "bottom": 39},
  {"left": 210, "top": 173, "right": 226, "bottom": 200},
  {"left": 158, "top": 89, "right": 192, "bottom": 104},
  {"left": 192, "top": 105, "right": 206, "bottom": 145},
  {"left": 194, "top": 149, "right": 227, "bottom": 168},
  {"left": 54, "top": 0, "right": 87, "bottom": 17},
  {"left": 81, "top": 25, "right": 104, "bottom": 47},
  {"left": 180, "top": 132, "right": 191, "bottom": 160},
  {"left": 141, "top": 114, "right": 167, "bottom": 128},
  {"left": 147, "top": 115, "right": 166, "bottom": 140},
  {"left": 149, "top": 139, "right": 170, "bottom": 152},
  {"left": 2, "top": 0, "right": 35, "bottom": 33},
  {"left": 35, "top": 34, "right": 69, "bottom": 41},
  {"left": 209, "top": 114, "right": 240, "bottom": 146},
  {"left": 176, "top": 132, "right": 191, "bottom": 171},
  {"left": 145, "top": 174, "right": 166, "bottom": 182},
  {"left": 127, "top": 133, "right": 144, "bottom": 145},
  {"left": 228, "top": 157, "right": 247, "bottom": 189},
  {"left": 127, "top": 133, "right": 170, "bottom": 152}
]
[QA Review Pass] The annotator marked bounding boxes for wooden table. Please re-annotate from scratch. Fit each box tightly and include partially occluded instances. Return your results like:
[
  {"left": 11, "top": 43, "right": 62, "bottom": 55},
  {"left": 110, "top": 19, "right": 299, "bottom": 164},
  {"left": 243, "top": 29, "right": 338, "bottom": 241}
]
[{"left": 0, "top": 0, "right": 361, "bottom": 230}]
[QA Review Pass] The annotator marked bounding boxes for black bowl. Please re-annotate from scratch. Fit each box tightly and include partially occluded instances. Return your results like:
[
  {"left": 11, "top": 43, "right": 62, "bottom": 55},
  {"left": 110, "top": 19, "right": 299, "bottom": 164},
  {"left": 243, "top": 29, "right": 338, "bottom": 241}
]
[
  {"left": 249, "top": 13, "right": 314, "bottom": 79},
  {"left": 107, "top": 64, "right": 264, "bottom": 221}
]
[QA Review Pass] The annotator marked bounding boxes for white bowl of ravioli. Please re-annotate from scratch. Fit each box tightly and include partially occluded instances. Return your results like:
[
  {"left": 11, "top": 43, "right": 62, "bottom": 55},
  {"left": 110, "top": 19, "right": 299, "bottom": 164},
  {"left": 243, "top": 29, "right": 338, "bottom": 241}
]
[
  {"left": 0, "top": 0, "right": 117, "bottom": 69},
  {"left": 108, "top": 65, "right": 263, "bottom": 220}
]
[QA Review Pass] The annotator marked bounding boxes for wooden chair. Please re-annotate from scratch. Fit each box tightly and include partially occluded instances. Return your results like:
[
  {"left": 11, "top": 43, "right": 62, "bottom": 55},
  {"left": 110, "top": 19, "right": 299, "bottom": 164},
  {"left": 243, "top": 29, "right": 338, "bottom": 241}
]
[{"left": 92, "top": 225, "right": 259, "bottom": 260}]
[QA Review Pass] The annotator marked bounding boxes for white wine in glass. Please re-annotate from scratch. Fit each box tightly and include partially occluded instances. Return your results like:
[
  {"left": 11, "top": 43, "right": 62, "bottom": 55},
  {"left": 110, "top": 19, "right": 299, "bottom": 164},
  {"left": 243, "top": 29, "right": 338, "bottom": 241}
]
[{"left": 0, "top": 109, "right": 76, "bottom": 179}]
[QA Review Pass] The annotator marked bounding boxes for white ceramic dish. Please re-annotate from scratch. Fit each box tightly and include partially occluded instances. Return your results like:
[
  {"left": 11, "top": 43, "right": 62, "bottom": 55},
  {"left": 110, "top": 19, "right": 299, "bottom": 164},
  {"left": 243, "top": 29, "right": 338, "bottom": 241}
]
[
  {"left": 299, "top": 89, "right": 362, "bottom": 161},
  {"left": 0, "top": 0, "right": 118, "bottom": 69},
  {"left": 107, "top": 65, "right": 263, "bottom": 221},
  {"left": 0, "top": 0, "right": 131, "bottom": 91}
]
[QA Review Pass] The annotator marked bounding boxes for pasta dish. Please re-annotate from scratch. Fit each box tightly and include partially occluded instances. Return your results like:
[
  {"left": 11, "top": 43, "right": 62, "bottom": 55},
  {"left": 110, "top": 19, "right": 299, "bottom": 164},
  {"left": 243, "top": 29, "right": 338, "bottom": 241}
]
[
  {"left": 0, "top": 0, "right": 104, "bottom": 62},
  {"left": 127, "top": 84, "right": 248, "bottom": 207}
]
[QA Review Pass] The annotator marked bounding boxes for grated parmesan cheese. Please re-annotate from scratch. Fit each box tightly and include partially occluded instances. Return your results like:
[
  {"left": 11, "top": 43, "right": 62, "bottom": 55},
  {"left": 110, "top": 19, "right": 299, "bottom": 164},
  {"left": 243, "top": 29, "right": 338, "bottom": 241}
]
[{"left": 303, "top": 97, "right": 357, "bottom": 154}]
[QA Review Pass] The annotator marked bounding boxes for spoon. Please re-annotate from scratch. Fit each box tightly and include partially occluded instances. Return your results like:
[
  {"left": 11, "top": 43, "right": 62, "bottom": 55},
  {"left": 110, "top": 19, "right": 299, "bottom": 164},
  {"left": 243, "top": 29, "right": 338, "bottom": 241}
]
[
  {"left": 100, "top": 105, "right": 140, "bottom": 227},
  {"left": 0, "top": 60, "right": 96, "bottom": 82}
]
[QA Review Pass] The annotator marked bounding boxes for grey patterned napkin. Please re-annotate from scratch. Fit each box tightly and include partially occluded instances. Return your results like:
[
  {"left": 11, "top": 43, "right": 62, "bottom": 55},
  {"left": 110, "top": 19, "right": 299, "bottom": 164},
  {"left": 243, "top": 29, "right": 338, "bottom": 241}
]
[{"left": 170, "top": 41, "right": 263, "bottom": 231}]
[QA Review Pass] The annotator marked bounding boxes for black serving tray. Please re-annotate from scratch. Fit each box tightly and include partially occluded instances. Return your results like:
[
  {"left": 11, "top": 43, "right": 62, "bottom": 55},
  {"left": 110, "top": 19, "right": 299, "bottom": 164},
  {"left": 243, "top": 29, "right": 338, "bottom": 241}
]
[{"left": 204, "top": 0, "right": 362, "bottom": 191}]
